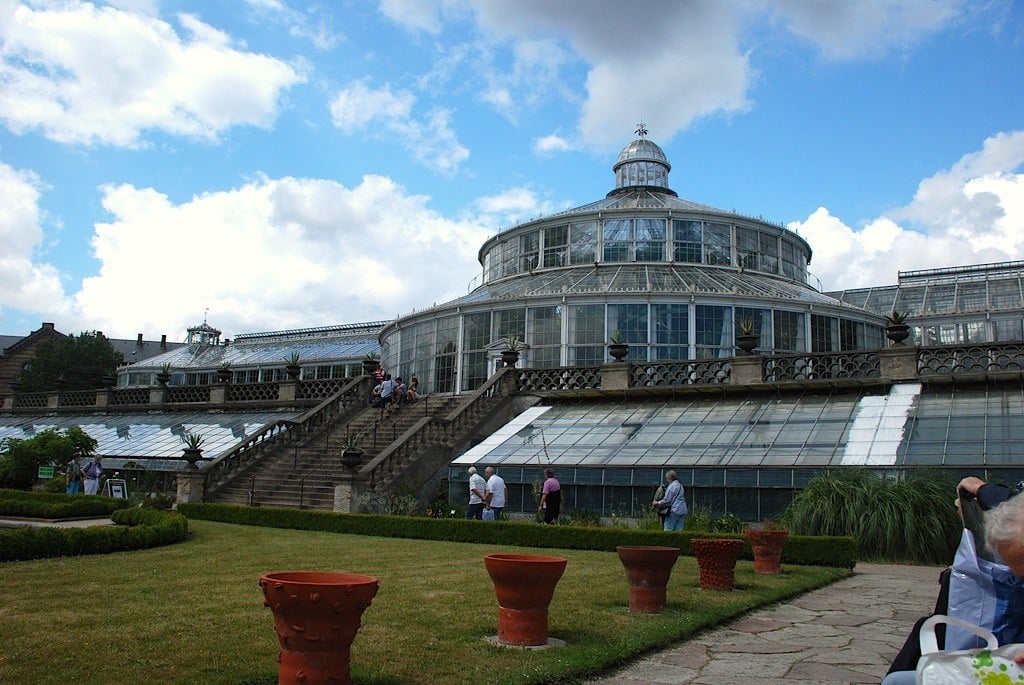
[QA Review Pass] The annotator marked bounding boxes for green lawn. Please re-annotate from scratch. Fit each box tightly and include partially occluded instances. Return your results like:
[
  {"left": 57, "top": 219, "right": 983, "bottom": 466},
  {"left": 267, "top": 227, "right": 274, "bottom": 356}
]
[{"left": 0, "top": 520, "right": 849, "bottom": 684}]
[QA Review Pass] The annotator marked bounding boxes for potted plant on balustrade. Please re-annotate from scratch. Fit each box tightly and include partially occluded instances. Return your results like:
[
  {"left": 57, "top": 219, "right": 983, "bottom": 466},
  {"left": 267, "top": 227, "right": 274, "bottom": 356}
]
[
  {"left": 284, "top": 352, "right": 302, "bottom": 380},
  {"left": 340, "top": 430, "right": 364, "bottom": 470},
  {"left": 501, "top": 336, "right": 525, "bottom": 368},
  {"left": 744, "top": 519, "right": 789, "bottom": 575},
  {"left": 362, "top": 351, "right": 380, "bottom": 376},
  {"left": 735, "top": 317, "right": 759, "bottom": 355},
  {"left": 608, "top": 330, "right": 629, "bottom": 362},
  {"left": 885, "top": 310, "right": 911, "bottom": 346},
  {"left": 216, "top": 362, "right": 233, "bottom": 383},
  {"left": 180, "top": 431, "right": 205, "bottom": 469},
  {"left": 156, "top": 363, "right": 172, "bottom": 386}
]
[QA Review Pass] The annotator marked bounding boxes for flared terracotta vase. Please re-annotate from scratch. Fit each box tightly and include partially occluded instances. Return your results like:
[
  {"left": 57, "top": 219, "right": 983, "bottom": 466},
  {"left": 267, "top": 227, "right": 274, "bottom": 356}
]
[
  {"left": 616, "top": 546, "right": 680, "bottom": 613},
  {"left": 484, "top": 553, "right": 567, "bottom": 646},
  {"left": 690, "top": 538, "right": 744, "bottom": 591},
  {"left": 260, "top": 571, "right": 379, "bottom": 685},
  {"left": 745, "top": 529, "right": 789, "bottom": 575}
]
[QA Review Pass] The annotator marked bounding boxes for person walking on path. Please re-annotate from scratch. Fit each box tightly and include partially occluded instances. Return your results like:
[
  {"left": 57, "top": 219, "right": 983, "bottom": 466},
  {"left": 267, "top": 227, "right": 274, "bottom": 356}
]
[
  {"left": 484, "top": 466, "right": 506, "bottom": 521},
  {"left": 538, "top": 468, "right": 561, "bottom": 524},
  {"left": 466, "top": 466, "right": 487, "bottom": 520},
  {"left": 65, "top": 453, "right": 83, "bottom": 495},
  {"left": 653, "top": 469, "right": 687, "bottom": 531},
  {"left": 81, "top": 456, "right": 103, "bottom": 495}
]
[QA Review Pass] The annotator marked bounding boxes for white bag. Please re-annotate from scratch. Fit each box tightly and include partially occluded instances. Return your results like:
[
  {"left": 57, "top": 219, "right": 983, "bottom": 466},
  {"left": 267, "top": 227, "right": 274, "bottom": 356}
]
[
  {"left": 481, "top": 508, "right": 495, "bottom": 521},
  {"left": 916, "top": 615, "right": 1024, "bottom": 685}
]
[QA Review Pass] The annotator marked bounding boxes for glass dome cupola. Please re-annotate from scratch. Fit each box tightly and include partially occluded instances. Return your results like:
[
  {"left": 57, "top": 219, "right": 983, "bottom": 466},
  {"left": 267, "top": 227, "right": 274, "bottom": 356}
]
[{"left": 611, "top": 123, "right": 675, "bottom": 196}]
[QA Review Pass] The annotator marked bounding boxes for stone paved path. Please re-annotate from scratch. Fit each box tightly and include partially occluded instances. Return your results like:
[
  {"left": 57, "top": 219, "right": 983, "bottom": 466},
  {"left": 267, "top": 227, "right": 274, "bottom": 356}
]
[{"left": 586, "top": 563, "right": 943, "bottom": 685}]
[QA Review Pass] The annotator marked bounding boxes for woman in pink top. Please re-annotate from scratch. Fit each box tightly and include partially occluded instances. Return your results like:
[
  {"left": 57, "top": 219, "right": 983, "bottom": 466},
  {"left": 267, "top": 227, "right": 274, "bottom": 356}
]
[{"left": 538, "top": 468, "right": 561, "bottom": 524}]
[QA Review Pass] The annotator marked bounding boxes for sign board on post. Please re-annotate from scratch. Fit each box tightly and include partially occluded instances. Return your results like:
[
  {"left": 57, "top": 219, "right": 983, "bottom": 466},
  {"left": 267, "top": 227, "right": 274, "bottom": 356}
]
[
  {"left": 37, "top": 466, "right": 55, "bottom": 479},
  {"left": 103, "top": 478, "right": 128, "bottom": 499}
]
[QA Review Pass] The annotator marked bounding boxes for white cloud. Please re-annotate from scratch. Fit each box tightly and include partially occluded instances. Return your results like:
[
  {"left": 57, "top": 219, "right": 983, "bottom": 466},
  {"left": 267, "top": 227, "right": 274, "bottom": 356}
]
[
  {"left": 329, "top": 80, "right": 469, "bottom": 174},
  {"left": 72, "top": 174, "right": 489, "bottom": 337},
  {"left": 533, "top": 134, "right": 572, "bottom": 156},
  {"left": 471, "top": 187, "right": 561, "bottom": 227},
  {"left": 244, "top": 0, "right": 342, "bottom": 50},
  {"left": 767, "top": 0, "right": 963, "bottom": 61},
  {"left": 0, "top": 1, "right": 305, "bottom": 147},
  {"left": 792, "top": 131, "right": 1024, "bottom": 291},
  {"left": 378, "top": 0, "right": 443, "bottom": 34},
  {"left": 0, "top": 162, "right": 69, "bottom": 323}
]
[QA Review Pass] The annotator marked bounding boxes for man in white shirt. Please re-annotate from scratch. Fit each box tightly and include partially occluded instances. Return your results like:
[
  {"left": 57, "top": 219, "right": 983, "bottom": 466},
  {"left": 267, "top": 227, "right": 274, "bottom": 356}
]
[
  {"left": 484, "top": 466, "right": 506, "bottom": 521},
  {"left": 466, "top": 466, "right": 487, "bottom": 520}
]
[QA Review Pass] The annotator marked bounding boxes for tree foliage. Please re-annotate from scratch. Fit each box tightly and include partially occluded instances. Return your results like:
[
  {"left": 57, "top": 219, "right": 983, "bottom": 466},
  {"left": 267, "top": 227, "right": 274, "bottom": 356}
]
[
  {"left": 0, "top": 428, "right": 98, "bottom": 490},
  {"left": 17, "top": 331, "right": 123, "bottom": 391}
]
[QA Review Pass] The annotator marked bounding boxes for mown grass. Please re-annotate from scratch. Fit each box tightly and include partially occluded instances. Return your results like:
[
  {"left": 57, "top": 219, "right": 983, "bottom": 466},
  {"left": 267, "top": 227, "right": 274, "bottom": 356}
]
[{"left": 0, "top": 520, "right": 849, "bottom": 685}]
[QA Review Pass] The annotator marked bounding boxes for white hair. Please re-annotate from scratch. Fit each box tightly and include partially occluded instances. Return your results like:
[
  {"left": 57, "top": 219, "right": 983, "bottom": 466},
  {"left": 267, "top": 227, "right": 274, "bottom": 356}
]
[
  {"left": 467, "top": 466, "right": 477, "bottom": 475},
  {"left": 984, "top": 494, "right": 1024, "bottom": 552}
]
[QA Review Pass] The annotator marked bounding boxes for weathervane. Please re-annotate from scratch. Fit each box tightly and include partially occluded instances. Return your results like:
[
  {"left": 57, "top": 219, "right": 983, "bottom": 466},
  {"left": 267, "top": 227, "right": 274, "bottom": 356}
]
[{"left": 635, "top": 121, "right": 648, "bottom": 138}]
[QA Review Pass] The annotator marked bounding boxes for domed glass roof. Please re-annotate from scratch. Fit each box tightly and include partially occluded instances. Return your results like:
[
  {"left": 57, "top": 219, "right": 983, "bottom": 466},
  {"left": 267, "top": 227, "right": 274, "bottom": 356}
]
[
  {"left": 612, "top": 127, "right": 673, "bottom": 194},
  {"left": 614, "top": 138, "right": 670, "bottom": 170}
]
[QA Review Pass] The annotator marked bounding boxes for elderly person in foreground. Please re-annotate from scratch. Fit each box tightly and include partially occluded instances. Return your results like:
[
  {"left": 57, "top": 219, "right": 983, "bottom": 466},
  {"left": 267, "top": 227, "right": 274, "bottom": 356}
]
[{"left": 880, "top": 481, "right": 1024, "bottom": 685}]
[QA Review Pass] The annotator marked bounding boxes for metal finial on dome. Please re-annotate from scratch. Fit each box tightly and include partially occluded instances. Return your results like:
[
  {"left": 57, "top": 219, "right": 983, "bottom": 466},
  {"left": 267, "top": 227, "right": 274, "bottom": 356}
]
[{"left": 635, "top": 122, "right": 648, "bottom": 138}]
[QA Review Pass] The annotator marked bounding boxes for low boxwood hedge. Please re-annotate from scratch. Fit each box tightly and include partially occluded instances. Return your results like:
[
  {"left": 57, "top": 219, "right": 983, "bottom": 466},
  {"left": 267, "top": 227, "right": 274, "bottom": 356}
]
[
  {"left": 0, "top": 489, "right": 133, "bottom": 519},
  {"left": 179, "top": 503, "right": 857, "bottom": 568},
  {"left": 0, "top": 507, "right": 189, "bottom": 562}
]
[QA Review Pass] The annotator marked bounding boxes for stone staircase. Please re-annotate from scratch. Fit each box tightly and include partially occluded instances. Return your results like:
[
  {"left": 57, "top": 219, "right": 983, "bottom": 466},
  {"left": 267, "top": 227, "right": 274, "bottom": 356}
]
[{"left": 207, "top": 394, "right": 466, "bottom": 510}]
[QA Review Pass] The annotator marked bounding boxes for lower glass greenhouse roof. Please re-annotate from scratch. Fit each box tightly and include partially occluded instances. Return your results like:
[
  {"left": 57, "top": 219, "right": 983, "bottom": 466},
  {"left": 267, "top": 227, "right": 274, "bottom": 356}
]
[
  {"left": 0, "top": 410, "right": 303, "bottom": 471},
  {"left": 453, "top": 382, "right": 1024, "bottom": 469}
]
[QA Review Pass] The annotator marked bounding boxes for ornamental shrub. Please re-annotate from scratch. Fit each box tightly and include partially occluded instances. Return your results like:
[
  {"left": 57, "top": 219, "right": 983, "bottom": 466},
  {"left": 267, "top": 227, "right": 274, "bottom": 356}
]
[{"left": 178, "top": 502, "right": 856, "bottom": 568}]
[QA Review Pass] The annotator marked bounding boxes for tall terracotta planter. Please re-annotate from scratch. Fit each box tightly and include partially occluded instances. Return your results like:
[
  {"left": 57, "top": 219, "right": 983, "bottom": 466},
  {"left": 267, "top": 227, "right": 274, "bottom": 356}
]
[
  {"left": 484, "top": 553, "right": 567, "bottom": 646},
  {"left": 746, "top": 529, "right": 789, "bottom": 575},
  {"left": 260, "top": 571, "right": 379, "bottom": 685},
  {"left": 690, "top": 538, "right": 744, "bottom": 591},
  {"left": 616, "top": 546, "right": 680, "bottom": 613}
]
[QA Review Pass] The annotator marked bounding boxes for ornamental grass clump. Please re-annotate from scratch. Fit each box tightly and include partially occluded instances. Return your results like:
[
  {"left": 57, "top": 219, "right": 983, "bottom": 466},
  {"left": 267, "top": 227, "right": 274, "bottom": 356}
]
[{"left": 781, "top": 469, "right": 961, "bottom": 564}]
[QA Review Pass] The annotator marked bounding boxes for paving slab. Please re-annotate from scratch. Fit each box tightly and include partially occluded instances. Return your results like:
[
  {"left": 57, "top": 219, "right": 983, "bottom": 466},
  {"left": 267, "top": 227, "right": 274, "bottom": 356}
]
[{"left": 585, "top": 563, "right": 945, "bottom": 685}]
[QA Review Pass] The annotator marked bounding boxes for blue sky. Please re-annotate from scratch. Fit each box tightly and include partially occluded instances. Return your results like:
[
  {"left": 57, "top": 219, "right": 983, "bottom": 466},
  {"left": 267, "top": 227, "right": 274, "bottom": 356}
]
[{"left": 1, "top": 0, "right": 1022, "bottom": 341}]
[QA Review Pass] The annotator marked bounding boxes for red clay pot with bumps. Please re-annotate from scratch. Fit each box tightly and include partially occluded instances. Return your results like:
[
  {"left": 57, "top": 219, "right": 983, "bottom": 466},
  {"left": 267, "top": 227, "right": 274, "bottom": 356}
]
[
  {"left": 260, "top": 571, "right": 378, "bottom": 685},
  {"left": 484, "top": 553, "right": 567, "bottom": 646},
  {"left": 746, "top": 529, "right": 789, "bottom": 575},
  {"left": 689, "top": 538, "right": 744, "bottom": 591},
  {"left": 616, "top": 546, "right": 680, "bottom": 613}
]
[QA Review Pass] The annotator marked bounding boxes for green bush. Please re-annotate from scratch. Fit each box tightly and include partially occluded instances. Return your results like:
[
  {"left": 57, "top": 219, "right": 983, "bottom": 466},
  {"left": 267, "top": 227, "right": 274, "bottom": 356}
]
[
  {"left": 178, "top": 502, "right": 857, "bottom": 568},
  {"left": 0, "top": 506, "right": 188, "bottom": 562},
  {"left": 781, "top": 469, "right": 961, "bottom": 564},
  {"left": 0, "top": 489, "right": 132, "bottom": 519}
]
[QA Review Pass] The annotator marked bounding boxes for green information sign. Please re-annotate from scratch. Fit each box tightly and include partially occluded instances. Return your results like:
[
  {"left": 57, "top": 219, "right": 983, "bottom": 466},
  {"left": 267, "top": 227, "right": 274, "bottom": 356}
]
[{"left": 38, "top": 466, "right": 55, "bottom": 479}]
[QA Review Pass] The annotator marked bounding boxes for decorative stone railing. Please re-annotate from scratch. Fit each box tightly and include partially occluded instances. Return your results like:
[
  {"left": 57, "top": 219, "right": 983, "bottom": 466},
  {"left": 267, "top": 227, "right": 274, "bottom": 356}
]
[
  {"left": 630, "top": 360, "right": 731, "bottom": 387},
  {"left": 918, "top": 343, "right": 1024, "bottom": 377},
  {"left": 203, "top": 376, "right": 372, "bottom": 493},
  {"left": 360, "top": 368, "right": 518, "bottom": 492},
  {"left": 1, "top": 376, "right": 363, "bottom": 412},
  {"left": 512, "top": 342, "right": 1024, "bottom": 395},
  {"left": 517, "top": 366, "right": 602, "bottom": 392},
  {"left": 763, "top": 351, "right": 880, "bottom": 383}
]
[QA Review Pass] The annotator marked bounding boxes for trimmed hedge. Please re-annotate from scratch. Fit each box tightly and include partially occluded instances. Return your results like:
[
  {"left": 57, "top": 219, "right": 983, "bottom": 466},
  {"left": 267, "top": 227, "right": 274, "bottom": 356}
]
[
  {"left": 0, "top": 489, "right": 133, "bottom": 519},
  {"left": 179, "top": 502, "right": 857, "bottom": 568},
  {"left": 0, "top": 507, "right": 189, "bottom": 562}
]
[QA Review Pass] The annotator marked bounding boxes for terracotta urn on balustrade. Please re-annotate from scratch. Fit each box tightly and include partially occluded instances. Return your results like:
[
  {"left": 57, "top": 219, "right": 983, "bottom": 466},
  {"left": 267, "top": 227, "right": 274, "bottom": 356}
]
[
  {"left": 616, "top": 546, "right": 680, "bottom": 613},
  {"left": 745, "top": 529, "right": 789, "bottom": 575},
  {"left": 260, "top": 571, "right": 379, "bottom": 685},
  {"left": 689, "top": 538, "right": 744, "bottom": 592},
  {"left": 484, "top": 553, "right": 567, "bottom": 646}
]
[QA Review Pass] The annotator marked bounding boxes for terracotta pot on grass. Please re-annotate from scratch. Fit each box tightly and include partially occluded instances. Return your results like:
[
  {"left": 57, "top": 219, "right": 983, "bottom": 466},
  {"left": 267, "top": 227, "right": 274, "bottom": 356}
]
[
  {"left": 689, "top": 538, "right": 744, "bottom": 591},
  {"left": 746, "top": 529, "right": 789, "bottom": 575},
  {"left": 484, "top": 553, "right": 567, "bottom": 646},
  {"left": 260, "top": 571, "right": 378, "bottom": 685},
  {"left": 616, "top": 546, "right": 680, "bottom": 613}
]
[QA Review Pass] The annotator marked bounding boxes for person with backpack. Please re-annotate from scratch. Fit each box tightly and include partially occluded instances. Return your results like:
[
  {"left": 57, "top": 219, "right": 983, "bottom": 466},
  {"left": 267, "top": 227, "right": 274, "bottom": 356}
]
[
  {"left": 81, "top": 455, "right": 103, "bottom": 495},
  {"left": 65, "top": 453, "right": 83, "bottom": 495}
]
